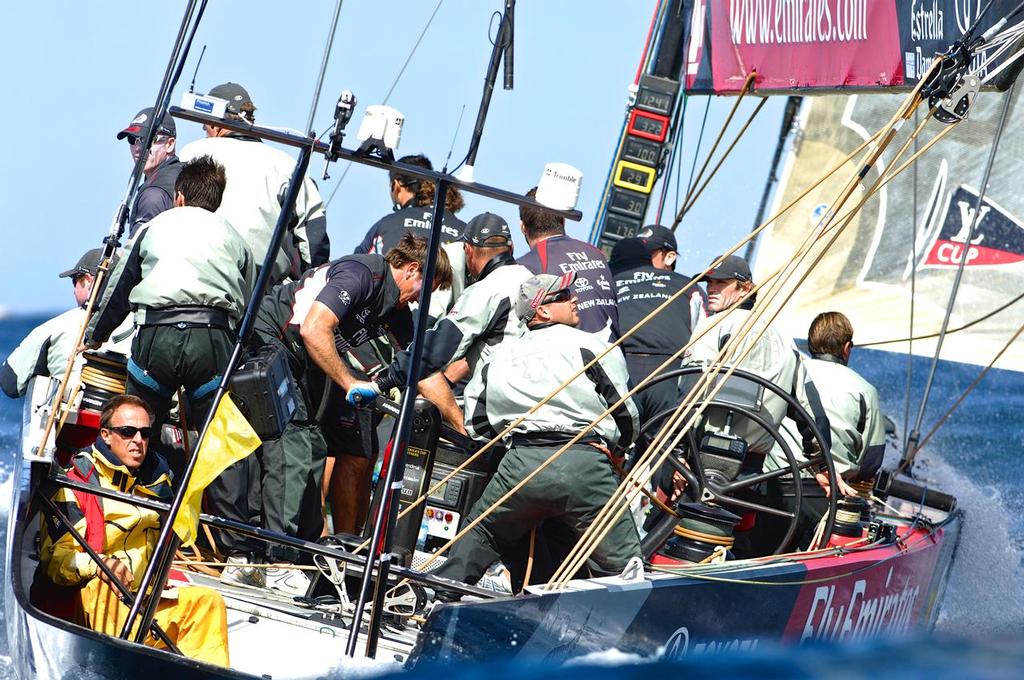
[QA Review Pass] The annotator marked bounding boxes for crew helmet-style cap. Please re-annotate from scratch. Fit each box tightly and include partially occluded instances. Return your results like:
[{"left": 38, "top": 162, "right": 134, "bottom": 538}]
[
  {"left": 636, "top": 224, "right": 677, "bottom": 253},
  {"left": 515, "top": 272, "right": 576, "bottom": 323},
  {"left": 462, "top": 212, "right": 511, "bottom": 247},
  {"left": 701, "top": 254, "right": 753, "bottom": 283},
  {"left": 59, "top": 248, "right": 119, "bottom": 279},
  {"left": 208, "top": 82, "right": 255, "bottom": 115},
  {"left": 116, "top": 107, "right": 176, "bottom": 141}
]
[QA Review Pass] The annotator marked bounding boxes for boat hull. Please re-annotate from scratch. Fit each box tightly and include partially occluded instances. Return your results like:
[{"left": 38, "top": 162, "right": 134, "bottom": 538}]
[{"left": 410, "top": 516, "right": 962, "bottom": 666}]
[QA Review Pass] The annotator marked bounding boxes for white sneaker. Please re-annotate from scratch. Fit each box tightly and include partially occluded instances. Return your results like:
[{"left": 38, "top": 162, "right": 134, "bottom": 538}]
[
  {"left": 221, "top": 554, "right": 266, "bottom": 589},
  {"left": 265, "top": 565, "right": 312, "bottom": 597},
  {"left": 476, "top": 563, "right": 512, "bottom": 594}
]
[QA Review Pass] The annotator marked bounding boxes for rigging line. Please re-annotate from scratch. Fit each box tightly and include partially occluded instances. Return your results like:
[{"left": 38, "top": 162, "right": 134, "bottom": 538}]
[
  {"left": 655, "top": 92, "right": 688, "bottom": 223},
  {"left": 304, "top": 0, "right": 345, "bottom": 136},
  {"left": 904, "top": 107, "right": 919, "bottom": 450},
  {"left": 902, "top": 81, "right": 1015, "bottom": 472},
  {"left": 372, "top": 124, "right": 890, "bottom": 555},
  {"left": 551, "top": 90, "right": 943, "bottom": 584},
  {"left": 324, "top": 0, "right": 445, "bottom": 208},
  {"left": 862, "top": 290, "right": 1024, "bottom": 347},
  {"left": 916, "top": 320, "right": 1024, "bottom": 453},
  {"left": 672, "top": 73, "right": 757, "bottom": 230},
  {"left": 676, "top": 96, "right": 769, "bottom": 222},
  {"left": 683, "top": 97, "right": 712, "bottom": 202},
  {"left": 644, "top": 0, "right": 672, "bottom": 76}
]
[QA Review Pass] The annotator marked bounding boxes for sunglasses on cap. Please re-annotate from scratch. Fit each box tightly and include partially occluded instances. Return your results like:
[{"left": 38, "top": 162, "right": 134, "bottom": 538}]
[
  {"left": 105, "top": 425, "right": 154, "bottom": 440},
  {"left": 542, "top": 288, "right": 573, "bottom": 304}
]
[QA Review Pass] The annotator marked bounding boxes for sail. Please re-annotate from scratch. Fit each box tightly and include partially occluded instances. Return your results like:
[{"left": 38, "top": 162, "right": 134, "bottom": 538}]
[{"left": 753, "top": 88, "right": 1024, "bottom": 371}]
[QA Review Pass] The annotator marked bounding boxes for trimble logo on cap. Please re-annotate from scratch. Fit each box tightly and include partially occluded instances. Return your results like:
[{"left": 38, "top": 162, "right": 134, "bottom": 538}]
[{"left": 132, "top": 113, "right": 148, "bottom": 125}]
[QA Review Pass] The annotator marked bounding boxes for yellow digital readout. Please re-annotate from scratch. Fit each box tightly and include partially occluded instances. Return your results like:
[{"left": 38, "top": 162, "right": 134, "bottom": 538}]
[{"left": 613, "top": 160, "right": 656, "bottom": 194}]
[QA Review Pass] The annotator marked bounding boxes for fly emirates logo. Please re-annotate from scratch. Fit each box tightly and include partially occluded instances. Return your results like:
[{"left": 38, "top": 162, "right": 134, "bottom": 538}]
[{"left": 799, "top": 567, "right": 919, "bottom": 643}]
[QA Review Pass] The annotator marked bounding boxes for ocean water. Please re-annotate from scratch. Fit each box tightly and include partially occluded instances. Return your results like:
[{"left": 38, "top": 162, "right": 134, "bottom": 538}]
[{"left": 1, "top": 314, "right": 1022, "bottom": 678}]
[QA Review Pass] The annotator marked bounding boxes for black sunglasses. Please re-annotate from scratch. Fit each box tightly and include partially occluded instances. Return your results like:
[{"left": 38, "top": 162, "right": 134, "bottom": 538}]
[
  {"left": 543, "top": 288, "right": 573, "bottom": 304},
  {"left": 106, "top": 425, "right": 154, "bottom": 440}
]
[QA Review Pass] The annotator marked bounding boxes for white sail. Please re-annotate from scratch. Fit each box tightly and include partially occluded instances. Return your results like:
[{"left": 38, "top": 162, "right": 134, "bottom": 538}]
[{"left": 754, "top": 89, "right": 1024, "bottom": 371}]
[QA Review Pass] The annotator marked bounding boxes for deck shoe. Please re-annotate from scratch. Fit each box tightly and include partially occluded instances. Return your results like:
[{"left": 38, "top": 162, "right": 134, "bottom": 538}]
[
  {"left": 265, "top": 564, "right": 312, "bottom": 598},
  {"left": 221, "top": 553, "right": 266, "bottom": 589}
]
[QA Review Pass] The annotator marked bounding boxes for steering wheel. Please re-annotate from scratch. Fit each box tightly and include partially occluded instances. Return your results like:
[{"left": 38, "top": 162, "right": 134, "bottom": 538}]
[{"left": 633, "top": 366, "right": 838, "bottom": 555}]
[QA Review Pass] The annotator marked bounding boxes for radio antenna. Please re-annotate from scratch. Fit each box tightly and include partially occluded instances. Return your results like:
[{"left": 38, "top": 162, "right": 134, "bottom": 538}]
[
  {"left": 442, "top": 104, "right": 467, "bottom": 174},
  {"left": 189, "top": 44, "right": 207, "bottom": 93}
]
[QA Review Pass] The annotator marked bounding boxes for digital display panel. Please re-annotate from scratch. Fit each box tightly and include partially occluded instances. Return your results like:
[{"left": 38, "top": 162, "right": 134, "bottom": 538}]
[
  {"left": 608, "top": 187, "right": 648, "bottom": 219},
  {"left": 427, "top": 480, "right": 448, "bottom": 502},
  {"left": 636, "top": 88, "right": 673, "bottom": 116},
  {"left": 613, "top": 160, "right": 656, "bottom": 194},
  {"left": 602, "top": 213, "right": 641, "bottom": 240},
  {"left": 622, "top": 137, "right": 662, "bottom": 167},
  {"left": 627, "top": 109, "right": 670, "bottom": 142}
]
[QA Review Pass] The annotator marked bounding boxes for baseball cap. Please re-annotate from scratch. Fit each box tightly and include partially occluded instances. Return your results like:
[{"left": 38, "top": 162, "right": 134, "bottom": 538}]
[
  {"left": 116, "top": 107, "right": 176, "bottom": 141},
  {"left": 608, "top": 237, "right": 651, "bottom": 275},
  {"left": 515, "top": 272, "right": 576, "bottom": 323},
  {"left": 59, "top": 248, "right": 119, "bottom": 279},
  {"left": 208, "top": 82, "right": 255, "bottom": 116},
  {"left": 462, "top": 212, "right": 511, "bottom": 247},
  {"left": 636, "top": 224, "right": 677, "bottom": 253},
  {"left": 701, "top": 254, "right": 753, "bottom": 283}
]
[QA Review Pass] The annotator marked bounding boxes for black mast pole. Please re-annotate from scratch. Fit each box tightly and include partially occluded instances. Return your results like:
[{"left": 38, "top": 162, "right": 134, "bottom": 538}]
[
  {"left": 345, "top": 178, "right": 451, "bottom": 657},
  {"left": 460, "top": 0, "right": 515, "bottom": 177},
  {"left": 120, "top": 142, "right": 317, "bottom": 640}
]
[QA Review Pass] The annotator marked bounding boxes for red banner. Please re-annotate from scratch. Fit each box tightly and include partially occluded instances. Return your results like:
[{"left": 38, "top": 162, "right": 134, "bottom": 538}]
[{"left": 689, "top": 0, "right": 904, "bottom": 92}]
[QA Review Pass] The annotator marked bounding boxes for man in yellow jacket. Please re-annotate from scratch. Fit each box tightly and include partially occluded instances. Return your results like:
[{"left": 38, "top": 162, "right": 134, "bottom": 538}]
[{"left": 34, "top": 394, "right": 230, "bottom": 667}]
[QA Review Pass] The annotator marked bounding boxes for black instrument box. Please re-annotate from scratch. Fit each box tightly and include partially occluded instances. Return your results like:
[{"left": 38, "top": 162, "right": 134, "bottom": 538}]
[{"left": 230, "top": 344, "right": 297, "bottom": 439}]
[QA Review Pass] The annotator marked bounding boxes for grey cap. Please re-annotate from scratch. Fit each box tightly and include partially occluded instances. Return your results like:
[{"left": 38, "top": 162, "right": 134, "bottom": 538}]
[
  {"left": 59, "top": 248, "right": 118, "bottom": 279},
  {"left": 462, "top": 212, "right": 511, "bottom": 247},
  {"left": 208, "top": 82, "right": 255, "bottom": 116},
  {"left": 701, "top": 255, "right": 752, "bottom": 283},
  {"left": 515, "top": 272, "right": 576, "bottom": 323},
  {"left": 636, "top": 224, "right": 677, "bottom": 253},
  {"left": 116, "top": 107, "right": 176, "bottom": 141}
]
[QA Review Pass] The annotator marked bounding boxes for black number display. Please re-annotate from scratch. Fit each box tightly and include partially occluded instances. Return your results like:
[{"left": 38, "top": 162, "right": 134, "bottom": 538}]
[
  {"left": 634, "top": 116, "right": 665, "bottom": 136},
  {"left": 638, "top": 89, "right": 672, "bottom": 115},
  {"left": 619, "top": 165, "right": 653, "bottom": 186},
  {"left": 603, "top": 214, "right": 641, "bottom": 239},
  {"left": 609, "top": 188, "right": 648, "bottom": 218},
  {"left": 623, "top": 138, "right": 661, "bottom": 166}
]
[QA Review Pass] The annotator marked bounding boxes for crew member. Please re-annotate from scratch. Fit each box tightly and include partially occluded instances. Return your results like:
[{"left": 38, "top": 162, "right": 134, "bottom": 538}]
[
  {"left": 803, "top": 311, "right": 886, "bottom": 483},
  {"left": 34, "top": 395, "right": 230, "bottom": 666},
  {"left": 116, "top": 107, "right": 182, "bottom": 235},
  {"left": 241, "top": 234, "right": 453, "bottom": 594},
  {"left": 84, "top": 156, "right": 255, "bottom": 561},
  {"left": 609, "top": 234, "right": 705, "bottom": 429},
  {"left": 2, "top": 248, "right": 127, "bottom": 399},
  {"left": 427, "top": 273, "right": 641, "bottom": 591},
  {"left": 372, "top": 212, "right": 533, "bottom": 397},
  {"left": 179, "top": 82, "right": 330, "bottom": 283},
  {"left": 517, "top": 188, "right": 619, "bottom": 340},
  {"left": 353, "top": 153, "right": 468, "bottom": 319},
  {"left": 636, "top": 224, "right": 707, "bottom": 329},
  {"left": 683, "top": 255, "right": 848, "bottom": 554}
]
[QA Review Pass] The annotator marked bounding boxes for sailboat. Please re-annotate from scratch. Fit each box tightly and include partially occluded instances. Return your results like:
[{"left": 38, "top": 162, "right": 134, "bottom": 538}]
[{"left": 5, "top": 0, "right": 1023, "bottom": 677}]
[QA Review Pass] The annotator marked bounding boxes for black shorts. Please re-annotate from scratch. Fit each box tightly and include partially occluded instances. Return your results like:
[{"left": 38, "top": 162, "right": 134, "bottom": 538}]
[{"left": 321, "top": 402, "right": 383, "bottom": 459}]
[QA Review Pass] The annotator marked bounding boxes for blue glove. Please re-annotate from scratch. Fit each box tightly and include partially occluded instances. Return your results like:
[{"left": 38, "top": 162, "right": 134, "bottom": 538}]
[{"left": 346, "top": 381, "right": 382, "bottom": 407}]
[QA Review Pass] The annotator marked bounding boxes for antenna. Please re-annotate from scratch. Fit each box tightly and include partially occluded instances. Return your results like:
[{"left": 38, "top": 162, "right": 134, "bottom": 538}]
[
  {"left": 189, "top": 44, "right": 207, "bottom": 93},
  {"left": 442, "top": 104, "right": 467, "bottom": 174}
]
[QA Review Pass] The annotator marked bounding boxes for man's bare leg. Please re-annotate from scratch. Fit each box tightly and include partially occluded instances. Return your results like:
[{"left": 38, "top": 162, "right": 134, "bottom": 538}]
[
  {"left": 320, "top": 456, "right": 336, "bottom": 536},
  {"left": 331, "top": 454, "right": 372, "bottom": 535}
]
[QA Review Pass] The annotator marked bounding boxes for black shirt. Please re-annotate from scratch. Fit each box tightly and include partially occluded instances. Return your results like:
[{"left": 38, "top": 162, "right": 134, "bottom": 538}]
[
  {"left": 614, "top": 264, "right": 702, "bottom": 355},
  {"left": 354, "top": 201, "right": 466, "bottom": 255}
]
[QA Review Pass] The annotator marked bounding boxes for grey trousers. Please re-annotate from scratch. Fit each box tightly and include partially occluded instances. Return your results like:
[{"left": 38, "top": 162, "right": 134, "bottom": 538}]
[{"left": 432, "top": 442, "right": 641, "bottom": 587}]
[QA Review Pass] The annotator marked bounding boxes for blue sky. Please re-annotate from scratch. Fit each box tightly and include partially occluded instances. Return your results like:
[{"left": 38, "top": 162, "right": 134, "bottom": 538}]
[{"left": 0, "top": 1, "right": 783, "bottom": 315}]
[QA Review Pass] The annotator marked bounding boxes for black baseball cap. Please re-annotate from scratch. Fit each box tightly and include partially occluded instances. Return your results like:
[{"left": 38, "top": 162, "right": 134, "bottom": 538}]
[
  {"left": 636, "top": 224, "right": 677, "bottom": 253},
  {"left": 116, "top": 107, "right": 176, "bottom": 141},
  {"left": 59, "top": 248, "right": 118, "bottom": 279},
  {"left": 208, "top": 82, "right": 255, "bottom": 116},
  {"left": 701, "top": 255, "right": 753, "bottom": 283},
  {"left": 461, "top": 212, "right": 511, "bottom": 247}
]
